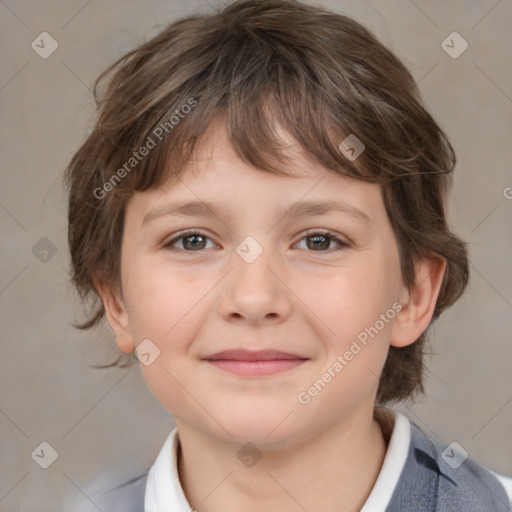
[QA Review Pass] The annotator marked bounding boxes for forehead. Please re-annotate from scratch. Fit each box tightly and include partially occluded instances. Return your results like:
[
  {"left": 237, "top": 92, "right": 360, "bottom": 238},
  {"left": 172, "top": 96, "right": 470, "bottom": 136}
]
[{"left": 126, "top": 120, "right": 385, "bottom": 227}]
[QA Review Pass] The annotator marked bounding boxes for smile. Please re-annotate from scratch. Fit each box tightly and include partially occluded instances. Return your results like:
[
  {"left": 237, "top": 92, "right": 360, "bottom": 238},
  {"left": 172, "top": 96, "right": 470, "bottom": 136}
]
[{"left": 202, "top": 349, "right": 309, "bottom": 377}]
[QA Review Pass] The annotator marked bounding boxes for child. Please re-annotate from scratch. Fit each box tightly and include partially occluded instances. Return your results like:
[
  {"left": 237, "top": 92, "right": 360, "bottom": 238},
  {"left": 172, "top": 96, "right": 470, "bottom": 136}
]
[{"left": 64, "top": 0, "right": 512, "bottom": 510}]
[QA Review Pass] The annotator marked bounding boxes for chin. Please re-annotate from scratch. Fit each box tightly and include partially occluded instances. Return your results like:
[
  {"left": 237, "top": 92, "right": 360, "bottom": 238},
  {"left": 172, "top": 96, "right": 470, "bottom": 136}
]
[{"left": 212, "top": 409, "right": 301, "bottom": 447}]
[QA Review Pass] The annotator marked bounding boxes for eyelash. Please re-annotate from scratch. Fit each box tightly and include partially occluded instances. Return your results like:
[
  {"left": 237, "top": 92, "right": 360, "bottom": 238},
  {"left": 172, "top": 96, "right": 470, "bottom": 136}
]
[{"left": 162, "top": 229, "right": 350, "bottom": 254}]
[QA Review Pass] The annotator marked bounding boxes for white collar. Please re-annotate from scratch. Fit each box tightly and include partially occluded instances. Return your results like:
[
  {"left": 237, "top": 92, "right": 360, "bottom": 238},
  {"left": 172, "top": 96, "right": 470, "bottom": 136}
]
[
  {"left": 360, "top": 408, "right": 410, "bottom": 511},
  {"left": 145, "top": 408, "right": 411, "bottom": 512},
  {"left": 144, "top": 426, "right": 191, "bottom": 512}
]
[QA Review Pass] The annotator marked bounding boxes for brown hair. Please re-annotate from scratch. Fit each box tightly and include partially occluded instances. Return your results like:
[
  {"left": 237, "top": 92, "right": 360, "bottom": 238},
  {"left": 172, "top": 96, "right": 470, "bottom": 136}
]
[{"left": 64, "top": 0, "right": 469, "bottom": 404}]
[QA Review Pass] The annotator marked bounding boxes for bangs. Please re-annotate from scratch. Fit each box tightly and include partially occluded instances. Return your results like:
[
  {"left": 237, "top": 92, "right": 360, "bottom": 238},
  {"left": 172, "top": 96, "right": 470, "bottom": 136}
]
[{"left": 93, "top": 13, "right": 401, "bottom": 202}]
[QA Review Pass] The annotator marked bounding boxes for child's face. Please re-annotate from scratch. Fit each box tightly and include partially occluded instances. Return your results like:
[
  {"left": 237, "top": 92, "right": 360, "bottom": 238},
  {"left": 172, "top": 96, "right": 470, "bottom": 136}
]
[{"left": 109, "top": 121, "right": 411, "bottom": 446}]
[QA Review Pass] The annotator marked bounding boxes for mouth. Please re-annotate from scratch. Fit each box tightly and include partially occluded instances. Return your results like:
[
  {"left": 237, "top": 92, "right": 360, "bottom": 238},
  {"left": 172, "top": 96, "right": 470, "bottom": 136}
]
[{"left": 202, "top": 349, "right": 309, "bottom": 377}]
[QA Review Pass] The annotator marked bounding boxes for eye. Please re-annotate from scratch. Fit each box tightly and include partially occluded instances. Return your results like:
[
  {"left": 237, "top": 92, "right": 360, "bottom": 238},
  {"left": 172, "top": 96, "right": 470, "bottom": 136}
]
[
  {"left": 162, "top": 229, "right": 350, "bottom": 253},
  {"left": 163, "top": 230, "right": 216, "bottom": 252},
  {"left": 294, "top": 230, "right": 350, "bottom": 252}
]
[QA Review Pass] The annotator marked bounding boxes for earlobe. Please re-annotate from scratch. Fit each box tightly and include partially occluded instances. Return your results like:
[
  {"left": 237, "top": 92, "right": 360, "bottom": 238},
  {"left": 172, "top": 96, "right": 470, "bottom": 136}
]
[
  {"left": 390, "top": 254, "right": 447, "bottom": 348},
  {"left": 93, "top": 277, "right": 136, "bottom": 354}
]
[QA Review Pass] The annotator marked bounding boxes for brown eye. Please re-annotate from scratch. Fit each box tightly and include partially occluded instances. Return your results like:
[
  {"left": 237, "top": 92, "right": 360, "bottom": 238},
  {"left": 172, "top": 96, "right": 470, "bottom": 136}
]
[
  {"left": 306, "top": 234, "right": 331, "bottom": 250},
  {"left": 163, "top": 229, "right": 349, "bottom": 254},
  {"left": 164, "top": 231, "right": 214, "bottom": 251},
  {"left": 181, "top": 234, "right": 207, "bottom": 250},
  {"left": 296, "top": 231, "right": 349, "bottom": 252}
]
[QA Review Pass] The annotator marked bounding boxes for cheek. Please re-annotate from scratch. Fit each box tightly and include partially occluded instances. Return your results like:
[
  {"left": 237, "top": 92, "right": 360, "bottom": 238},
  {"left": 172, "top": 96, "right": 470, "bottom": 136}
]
[
  {"left": 298, "top": 270, "right": 394, "bottom": 415},
  {"left": 302, "top": 257, "right": 396, "bottom": 338},
  {"left": 300, "top": 257, "right": 398, "bottom": 394},
  {"left": 123, "top": 258, "right": 196, "bottom": 341},
  {"left": 124, "top": 264, "right": 207, "bottom": 414}
]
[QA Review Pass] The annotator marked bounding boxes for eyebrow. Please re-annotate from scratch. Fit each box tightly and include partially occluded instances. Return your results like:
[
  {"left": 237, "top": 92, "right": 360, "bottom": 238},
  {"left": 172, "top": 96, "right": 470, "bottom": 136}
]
[{"left": 141, "top": 199, "right": 373, "bottom": 228}]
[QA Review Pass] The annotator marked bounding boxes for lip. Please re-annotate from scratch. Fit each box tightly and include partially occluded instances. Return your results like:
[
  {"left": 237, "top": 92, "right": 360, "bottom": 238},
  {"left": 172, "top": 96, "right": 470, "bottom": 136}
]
[
  {"left": 203, "top": 349, "right": 305, "bottom": 361},
  {"left": 202, "top": 350, "right": 309, "bottom": 377}
]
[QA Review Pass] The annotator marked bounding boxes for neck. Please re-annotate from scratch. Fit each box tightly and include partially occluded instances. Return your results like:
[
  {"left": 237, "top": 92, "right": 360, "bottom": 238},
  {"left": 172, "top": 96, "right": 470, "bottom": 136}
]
[{"left": 176, "top": 407, "right": 390, "bottom": 512}]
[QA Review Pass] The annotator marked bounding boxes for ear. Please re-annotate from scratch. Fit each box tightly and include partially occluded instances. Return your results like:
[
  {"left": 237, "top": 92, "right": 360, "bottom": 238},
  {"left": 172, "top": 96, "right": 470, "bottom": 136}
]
[
  {"left": 93, "top": 276, "right": 136, "bottom": 353},
  {"left": 390, "top": 254, "right": 447, "bottom": 348}
]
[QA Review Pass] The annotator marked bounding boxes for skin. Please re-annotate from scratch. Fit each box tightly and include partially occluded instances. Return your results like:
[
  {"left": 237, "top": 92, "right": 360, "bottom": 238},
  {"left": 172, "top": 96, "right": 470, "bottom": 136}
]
[{"left": 96, "top": 119, "right": 446, "bottom": 511}]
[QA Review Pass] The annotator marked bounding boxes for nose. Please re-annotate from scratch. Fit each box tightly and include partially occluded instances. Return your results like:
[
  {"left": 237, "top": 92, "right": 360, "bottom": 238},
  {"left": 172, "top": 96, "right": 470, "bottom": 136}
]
[{"left": 217, "top": 240, "right": 292, "bottom": 326}]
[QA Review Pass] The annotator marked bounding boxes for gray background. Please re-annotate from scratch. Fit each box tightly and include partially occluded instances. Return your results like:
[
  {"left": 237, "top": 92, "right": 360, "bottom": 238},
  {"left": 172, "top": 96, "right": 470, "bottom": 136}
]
[{"left": 1, "top": 0, "right": 511, "bottom": 510}]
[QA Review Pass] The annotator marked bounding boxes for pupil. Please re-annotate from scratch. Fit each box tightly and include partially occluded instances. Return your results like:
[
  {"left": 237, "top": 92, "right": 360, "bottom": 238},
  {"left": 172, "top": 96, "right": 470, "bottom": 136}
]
[
  {"left": 308, "top": 235, "right": 329, "bottom": 250},
  {"left": 186, "top": 235, "right": 205, "bottom": 250}
]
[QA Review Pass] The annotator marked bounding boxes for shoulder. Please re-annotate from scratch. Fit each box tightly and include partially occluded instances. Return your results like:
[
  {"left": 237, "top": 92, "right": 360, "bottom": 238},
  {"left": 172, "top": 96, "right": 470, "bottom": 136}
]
[
  {"left": 489, "top": 470, "right": 512, "bottom": 508},
  {"left": 403, "top": 421, "right": 512, "bottom": 511},
  {"left": 492, "top": 472, "right": 512, "bottom": 506},
  {"left": 89, "top": 470, "right": 149, "bottom": 512}
]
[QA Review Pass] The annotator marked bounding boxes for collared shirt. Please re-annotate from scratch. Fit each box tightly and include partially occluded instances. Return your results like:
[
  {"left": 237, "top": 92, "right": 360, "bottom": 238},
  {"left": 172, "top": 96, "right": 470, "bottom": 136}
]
[{"left": 144, "top": 407, "right": 512, "bottom": 511}]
